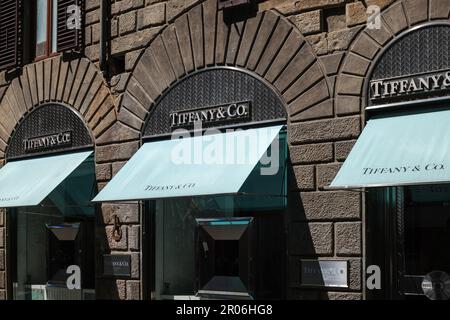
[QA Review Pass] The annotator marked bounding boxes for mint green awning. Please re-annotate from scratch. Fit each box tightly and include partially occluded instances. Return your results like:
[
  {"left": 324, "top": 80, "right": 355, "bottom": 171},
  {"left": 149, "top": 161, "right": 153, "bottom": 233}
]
[
  {"left": 93, "top": 125, "right": 283, "bottom": 202},
  {"left": 330, "top": 109, "right": 450, "bottom": 189},
  {"left": 0, "top": 151, "right": 92, "bottom": 207}
]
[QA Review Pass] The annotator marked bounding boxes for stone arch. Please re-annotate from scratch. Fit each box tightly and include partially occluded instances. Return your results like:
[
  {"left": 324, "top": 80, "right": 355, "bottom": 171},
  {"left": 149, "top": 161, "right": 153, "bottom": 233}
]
[
  {"left": 335, "top": 0, "right": 450, "bottom": 114},
  {"left": 0, "top": 56, "right": 117, "bottom": 161},
  {"left": 118, "top": 0, "right": 331, "bottom": 134}
]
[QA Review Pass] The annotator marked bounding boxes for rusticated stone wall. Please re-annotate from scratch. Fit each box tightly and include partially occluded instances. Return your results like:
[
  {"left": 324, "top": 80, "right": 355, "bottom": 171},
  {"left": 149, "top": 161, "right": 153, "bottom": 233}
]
[
  {"left": 0, "top": 56, "right": 117, "bottom": 300},
  {"left": 0, "top": 0, "right": 449, "bottom": 301},
  {"left": 109, "top": 0, "right": 450, "bottom": 300}
]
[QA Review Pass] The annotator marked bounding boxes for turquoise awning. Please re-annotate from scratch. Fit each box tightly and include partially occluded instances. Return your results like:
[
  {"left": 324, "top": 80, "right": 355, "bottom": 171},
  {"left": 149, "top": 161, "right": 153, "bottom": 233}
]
[
  {"left": 93, "top": 125, "right": 283, "bottom": 202},
  {"left": 0, "top": 151, "right": 92, "bottom": 207},
  {"left": 330, "top": 109, "right": 450, "bottom": 189}
]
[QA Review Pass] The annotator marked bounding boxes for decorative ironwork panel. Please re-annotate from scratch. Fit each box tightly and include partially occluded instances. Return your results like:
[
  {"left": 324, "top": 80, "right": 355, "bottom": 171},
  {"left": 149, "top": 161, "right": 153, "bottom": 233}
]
[
  {"left": 143, "top": 68, "right": 286, "bottom": 137},
  {"left": 6, "top": 103, "right": 93, "bottom": 160},
  {"left": 368, "top": 24, "right": 450, "bottom": 107},
  {"left": 372, "top": 25, "right": 450, "bottom": 80}
]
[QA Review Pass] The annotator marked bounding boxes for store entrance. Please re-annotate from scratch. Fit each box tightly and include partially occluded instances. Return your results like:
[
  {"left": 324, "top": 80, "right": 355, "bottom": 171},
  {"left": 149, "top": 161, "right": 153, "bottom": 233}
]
[
  {"left": 8, "top": 155, "right": 96, "bottom": 300},
  {"left": 400, "top": 185, "right": 450, "bottom": 300},
  {"left": 367, "top": 185, "right": 450, "bottom": 300}
]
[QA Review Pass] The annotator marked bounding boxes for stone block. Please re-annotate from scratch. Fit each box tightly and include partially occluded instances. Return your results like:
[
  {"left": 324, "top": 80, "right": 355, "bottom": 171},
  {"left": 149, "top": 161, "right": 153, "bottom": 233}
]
[
  {"left": 294, "top": 191, "right": 361, "bottom": 221},
  {"left": 404, "top": 0, "right": 428, "bottom": 25},
  {"left": 137, "top": 3, "right": 166, "bottom": 29},
  {"left": 335, "top": 222, "right": 362, "bottom": 256},
  {"left": 306, "top": 32, "right": 328, "bottom": 55},
  {"left": 292, "top": 165, "right": 316, "bottom": 191},
  {"left": 290, "top": 117, "right": 361, "bottom": 144},
  {"left": 430, "top": 0, "right": 450, "bottom": 19},
  {"left": 126, "top": 280, "right": 141, "bottom": 300},
  {"left": 342, "top": 53, "right": 370, "bottom": 76},
  {"left": 337, "top": 74, "right": 364, "bottom": 95},
  {"left": 96, "top": 163, "right": 112, "bottom": 181},
  {"left": 346, "top": 1, "right": 367, "bottom": 27},
  {"left": 167, "top": 0, "right": 200, "bottom": 22},
  {"left": 327, "top": 26, "right": 361, "bottom": 52},
  {"left": 105, "top": 225, "right": 128, "bottom": 250},
  {"left": 289, "top": 222, "right": 333, "bottom": 255},
  {"left": 335, "top": 140, "right": 356, "bottom": 161},
  {"left": 96, "top": 141, "right": 140, "bottom": 163},
  {"left": 128, "top": 225, "right": 140, "bottom": 251},
  {"left": 290, "top": 143, "right": 334, "bottom": 164},
  {"left": 317, "top": 163, "right": 342, "bottom": 189},
  {"left": 290, "top": 10, "right": 323, "bottom": 35},
  {"left": 319, "top": 52, "right": 344, "bottom": 75},
  {"left": 119, "top": 10, "right": 137, "bottom": 35},
  {"left": 101, "top": 203, "right": 140, "bottom": 224},
  {"left": 336, "top": 95, "right": 361, "bottom": 115},
  {"left": 382, "top": 2, "right": 408, "bottom": 34},
  {"left": 111, "top": 27, "right": 162, "bottom": 55}
]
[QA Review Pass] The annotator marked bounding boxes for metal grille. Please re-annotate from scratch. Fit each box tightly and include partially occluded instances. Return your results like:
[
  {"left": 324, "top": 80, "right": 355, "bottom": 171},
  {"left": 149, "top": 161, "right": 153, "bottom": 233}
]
[
  {"left": 144, "top": 68, "right": 286, "bottom": 137},
  {"left": 371, "top": 25, "right": 450, "bottom": 80},
  {"left": 57, "top": 0, "right": 83, "bottom": 52},
  {"left": 6, "top": 103, "right": 93, "bottom": 160},
  {"left": 0, "top": 0, "right": 22, "bottom": 71}
]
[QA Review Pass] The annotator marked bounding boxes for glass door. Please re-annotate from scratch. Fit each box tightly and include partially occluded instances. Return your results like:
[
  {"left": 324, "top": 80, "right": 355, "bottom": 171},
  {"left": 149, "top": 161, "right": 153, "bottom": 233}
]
[
  {"left": 367, "top": 185, "right": 450, "bottom": 300},
  {"left": 9, "top": 155, "right": 96, "bottom": 300},
  {"left": 400, "top": 185, "right": 450, "bottom": 300}
]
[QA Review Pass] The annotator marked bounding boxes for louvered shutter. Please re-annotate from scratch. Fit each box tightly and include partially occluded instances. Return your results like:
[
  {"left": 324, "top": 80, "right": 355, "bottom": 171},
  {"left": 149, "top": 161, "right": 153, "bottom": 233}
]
[
  {"left": 0, "top": 0, "right": 22, "bottom": 71},
  {"left": 57, "top": 0, "right": 83, "bottom": 52}
]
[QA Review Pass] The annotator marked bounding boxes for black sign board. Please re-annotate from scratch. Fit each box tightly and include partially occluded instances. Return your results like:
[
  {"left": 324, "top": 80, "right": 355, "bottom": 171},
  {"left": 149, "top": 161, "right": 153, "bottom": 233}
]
[
  {"left": 23, "top": 131, "right": 73, "bottom": 153},
  {"left": 369, "top": 70, "right": 450, "bottom": 103},
  {"left": 169, "top": 101, "right": 251, "bottom": 129},
  {"left": 143, "top": 68, "right": 286, "bottom": 138},
  {"left": 103, "top": 254, "right": 131, "bottom": 277},
  {"left": 6, "top": 103, "right": 93, "bottom": 160},
  {"left": 368, "top": 24, "right": 450, "bottom": 108}
]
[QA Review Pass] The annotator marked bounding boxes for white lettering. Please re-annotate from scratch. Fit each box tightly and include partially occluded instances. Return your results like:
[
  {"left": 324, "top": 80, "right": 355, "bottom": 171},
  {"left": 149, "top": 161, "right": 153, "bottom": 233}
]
[
  {"left": 369, "top": 70, "right": 450, "bottom": 100},
  {"left": 170, "top": 102, "right": 250, "bottom": 127},
  {"left": 366, "top": 265, "right": 381, "bottom": 290},
  {"left": 66, "top": 265, "right": 81, "bottom": 290}
]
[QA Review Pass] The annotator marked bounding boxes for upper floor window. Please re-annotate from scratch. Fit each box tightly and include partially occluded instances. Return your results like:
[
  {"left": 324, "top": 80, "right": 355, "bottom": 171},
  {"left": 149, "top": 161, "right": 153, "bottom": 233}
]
[
  {"left": 36, "top": 0, "right": 58, "bottom": 59},
  {"left": 0, "top": 0, "right": 84, "bottom": 71}
]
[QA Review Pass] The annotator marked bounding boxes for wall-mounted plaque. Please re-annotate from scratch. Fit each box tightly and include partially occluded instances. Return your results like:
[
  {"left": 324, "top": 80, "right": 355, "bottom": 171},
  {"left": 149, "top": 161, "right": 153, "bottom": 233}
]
[
  {"left": 103, "top": 255, "right": 131, "bottom": 277},
  {"left": 300, "top": 260, "right": 348, "bottom": 288}
]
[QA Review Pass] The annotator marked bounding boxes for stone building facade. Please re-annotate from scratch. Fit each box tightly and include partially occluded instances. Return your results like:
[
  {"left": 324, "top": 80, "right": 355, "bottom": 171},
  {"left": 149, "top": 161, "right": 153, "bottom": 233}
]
[{"left": 0, "top": 0, "right": 449, "bottom": 300}]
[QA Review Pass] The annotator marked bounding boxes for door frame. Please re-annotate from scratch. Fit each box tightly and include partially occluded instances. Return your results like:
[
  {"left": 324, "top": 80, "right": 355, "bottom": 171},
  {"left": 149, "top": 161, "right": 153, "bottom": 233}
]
[{"left": 366, "top": 187, "right": 405, "bottom": 300}]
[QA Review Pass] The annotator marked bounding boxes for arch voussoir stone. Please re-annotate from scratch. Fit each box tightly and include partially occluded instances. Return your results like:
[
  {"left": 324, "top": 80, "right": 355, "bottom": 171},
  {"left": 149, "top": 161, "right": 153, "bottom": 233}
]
[
  {"left": 337, "top": 0, "right": 450, "bottom": 115},
  {"left": 0, "top": 56, "right": 117, "bottom": 157},
  {"left": 124, "top": 0, "right": 331, "bottom": 132}
]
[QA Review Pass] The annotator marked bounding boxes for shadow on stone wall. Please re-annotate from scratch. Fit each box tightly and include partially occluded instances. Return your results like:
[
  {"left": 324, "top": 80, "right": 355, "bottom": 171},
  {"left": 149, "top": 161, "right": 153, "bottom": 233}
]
[{"left": 287, "top": 165, "right": 330, "bottom": 300}]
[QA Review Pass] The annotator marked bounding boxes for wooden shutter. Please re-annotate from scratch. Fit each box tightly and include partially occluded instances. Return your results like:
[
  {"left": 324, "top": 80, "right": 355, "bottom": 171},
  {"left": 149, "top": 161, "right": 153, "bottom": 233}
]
[
  {"left": 0, "top": 0, "right": 22, "bottom": 71},
  {"left": 57, "top": 0, "right": 83, "bottom": 52}
]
